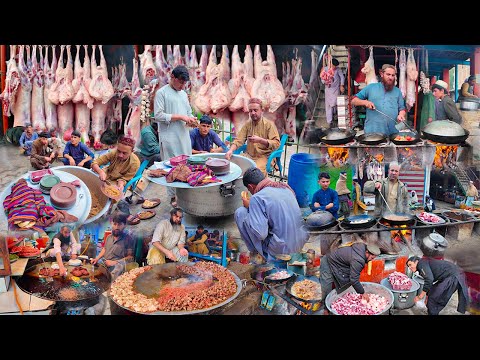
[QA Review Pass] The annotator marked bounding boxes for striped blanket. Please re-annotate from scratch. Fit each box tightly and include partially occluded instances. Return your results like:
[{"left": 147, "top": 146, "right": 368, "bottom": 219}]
[{"left": 3, "top": 179, "right": 57, "bottom": 232}]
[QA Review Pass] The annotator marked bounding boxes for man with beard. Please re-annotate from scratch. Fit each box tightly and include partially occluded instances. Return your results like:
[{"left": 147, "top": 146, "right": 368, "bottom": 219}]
[
  {"left": 153, "top": 65, "right": 198, "bottom": 207},
  {"left": 91, "top": 213, "right": 134, "bottom": 281},
  {"left": 45, "top": 226, "right": 81, "bottom": 277},
  {"left": 91, "top": 135, "right": 140, "bottom": 192},
  {"left": 225, "top": 98, "right": 280, "bottom": 176},
  {"left": 146, "top": 207, "right": 189, "bottom": 264},
  {"left": 352, "top": 64, "right": 406, "bottom": 136}
]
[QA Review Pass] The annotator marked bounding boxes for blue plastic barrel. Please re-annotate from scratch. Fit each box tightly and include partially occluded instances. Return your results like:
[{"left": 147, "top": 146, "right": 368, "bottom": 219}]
[{"left": 287, "top": 153, "right": 320, "bottom": 208}]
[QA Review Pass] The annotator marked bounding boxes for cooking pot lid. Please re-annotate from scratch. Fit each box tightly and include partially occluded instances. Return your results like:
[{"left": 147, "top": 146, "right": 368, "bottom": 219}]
[
  {"left": 306, "top": 210, "right": 335, "bottom": 226},
  {"left": 50, "top": 183, "right": 77, "bottom": 204},
  {"left": 427, "top": 233, "right": 448, "bottom": 246},
  {"left": 423, "top": 120, "right": 466, "bottom": 137}
]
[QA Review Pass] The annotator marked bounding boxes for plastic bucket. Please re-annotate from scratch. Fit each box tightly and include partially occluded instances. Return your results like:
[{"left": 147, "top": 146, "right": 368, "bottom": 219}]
[{"left": 287, "top": 153, "right": 320, "bottom": 208}]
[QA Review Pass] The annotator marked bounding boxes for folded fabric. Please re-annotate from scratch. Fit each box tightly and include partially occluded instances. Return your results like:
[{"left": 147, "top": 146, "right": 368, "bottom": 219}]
[
  {"left": 166, "top": 164, "right": 192, "bottom": 183},
  {"left": 187, "top": 168, "right": 221, "bottom": 187}
]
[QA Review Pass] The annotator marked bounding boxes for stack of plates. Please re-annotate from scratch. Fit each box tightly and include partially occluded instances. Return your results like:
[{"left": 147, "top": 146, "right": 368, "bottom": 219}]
[{"left": 39, "top": 175, "right": 61, "bottom": 195}]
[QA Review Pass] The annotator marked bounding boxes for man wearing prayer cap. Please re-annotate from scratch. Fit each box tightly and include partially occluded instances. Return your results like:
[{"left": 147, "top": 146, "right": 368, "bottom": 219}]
[
  {"left": 431, "top": 79, "right": 463, "bottom": 124},
  {"left": 92, "top": 135, "right": 140, "bottom": 193},
  {"left": 225, "top": 98, "right": 280, "bottom": 176},
  {"left": 30, "top": 132, "right": 57, "bottom": 170}
]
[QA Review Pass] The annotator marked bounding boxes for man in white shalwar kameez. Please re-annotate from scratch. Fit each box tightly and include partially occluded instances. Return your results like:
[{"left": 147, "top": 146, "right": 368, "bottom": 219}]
[
  {"left": 321, "top": 58, "right": 345, "bottom": 126},
  {"left": 153, "top": 65, "right": 199, "bottom": 207}
]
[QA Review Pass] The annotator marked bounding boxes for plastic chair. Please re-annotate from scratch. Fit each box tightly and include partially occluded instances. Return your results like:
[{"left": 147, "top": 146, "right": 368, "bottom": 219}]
[
  {"left": 266, "top": 134, "right": 289, "bottom": 175},
  {"left": 123, "top": 159, "right": 149, "bottom": 198},
  {"left": 233, "top": 143, "right": 247, "bottom": 155}
]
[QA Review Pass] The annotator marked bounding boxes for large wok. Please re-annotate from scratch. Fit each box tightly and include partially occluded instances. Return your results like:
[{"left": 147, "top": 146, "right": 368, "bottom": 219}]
[
  {"left": 320, "top": 128, "right": 356, "bottom": 145},
  {"left": 390, "top": 130, "right": 421, "bottom": 145},
  {"left": 285, "top": 274, "right": 323, "bottom": 303},
  {"left": 304, "top": 210, "right": 338, "bottom": 231},
  {"left": 380, "top": 212, "right": 416, "bottom": 226},
  {"left": 342, "top": 214, "right": 377, "bottom": 229},
  {"left": 422, "top": 120, "right": 470, "bottom": 144},
  {"left": 356, "top": 132, "right": 388, "bottom": 145}
]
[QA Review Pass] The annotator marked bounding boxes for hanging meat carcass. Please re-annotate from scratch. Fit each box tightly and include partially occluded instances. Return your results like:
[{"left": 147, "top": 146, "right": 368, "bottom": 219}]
[
  {"left": 139, "top": 45, "right": 157, "bottom": 87},
  {"left": 88, "top": 45, "right": 114, "bottom": 105},
  {"left": 154, "top": 45, "right": 170, "bottom": 88},
  {"left": 406, "top": 48, "right": 418, "bottom": 110},
  {"left": 284, "top": 57, "right": 309, "bottom": 139},
  {"left": 72, "top": 45, "right": 93, "bottom": 145},
  {"left": 173, "top": 45, "right": 183, "bottom": 68},
  {"left": 48, "top": 45, "right": 75, "bottom": 106},
  {"left": 123, "top": 57, "right": 142, "bottom": 144},
  {"left": 31, "top": 45, "right": 46, "bottom": 132},
  {"left": 112, "top": 61, "right": 130, "bottom": 132},
  {"left": 1, "top": 45, "right": 20, "bottom": 117},
  {"left": 251, "top": 45, "right": 285, "bottom": 113},
  {"left": 43, "top": 45, "right": 58, "bottom": 132},
  {"left": 398, "top": 48, "right": 407, "bottom": 98},
  {"left": 361, "top": 46, "right": 378, "bottom": 85},
  {"left": 320, "top": 53, "right": 335, "bottom": 86},
  {"left": 190, "top": 45, "right": 208, "bottom": 114},
  {"left": 13, "top": 45, "right": 33, "bottom": 128},
  {"left": 228, "top": 45, "right": 254, "bottom": 113}
]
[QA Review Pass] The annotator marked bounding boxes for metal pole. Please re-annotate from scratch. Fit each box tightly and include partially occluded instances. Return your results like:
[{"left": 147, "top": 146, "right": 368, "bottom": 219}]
[
  {"left": 348, "top": 46, "right": 352, "bottom": 128},
  {"left": 455, "top": 64, "right": 459, "bottom": 102},
  {"left": 1, "top": 45, "right": 7, "bottom": 135},
  {"left": 413, "top": 50, "right": 420, "bottom": 130}
]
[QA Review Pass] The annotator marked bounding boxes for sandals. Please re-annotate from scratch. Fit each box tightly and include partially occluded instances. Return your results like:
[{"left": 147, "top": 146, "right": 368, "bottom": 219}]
[
  {"left": 170, "top": 197, "right": 178, "bottom": 208},
  {"left": 126, "top": 214, "right": 141, "bottom": 225}
]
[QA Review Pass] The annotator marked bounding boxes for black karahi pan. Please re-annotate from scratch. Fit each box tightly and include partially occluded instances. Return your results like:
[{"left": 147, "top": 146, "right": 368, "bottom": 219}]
[
  {"left": 285, "top": 274, "right": 323, "bottom": 303},
  {"left": 390, "top": 131, "right": 421, "bottom": 145},
  {"left": 342, "top": 214, "right": 377, "bottom": 229},
  {"left": 356, "top": 132, "right": 388, "bottom": 145},
  {"left": 320, "top": 128, "right": 356, "bottom": 145},
  {"left": 422, "top": 128, "right": 470, "bottom": 144},
  {"left": 264, "top": 268, "right": 296, "bottom": 284},
  {"left": 380, "top": 212, "right": 416, "bottom": 226}
]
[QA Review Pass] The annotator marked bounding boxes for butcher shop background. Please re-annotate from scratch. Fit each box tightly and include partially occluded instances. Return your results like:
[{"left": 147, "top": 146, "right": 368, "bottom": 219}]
[{"left": 3, "top": 44, "right": 321, "bottom": 140}]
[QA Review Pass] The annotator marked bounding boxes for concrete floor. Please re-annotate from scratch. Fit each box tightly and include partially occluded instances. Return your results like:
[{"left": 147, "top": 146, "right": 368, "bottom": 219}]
[{"left": 1, "top": 141, "right": 478, "bottom": 315}]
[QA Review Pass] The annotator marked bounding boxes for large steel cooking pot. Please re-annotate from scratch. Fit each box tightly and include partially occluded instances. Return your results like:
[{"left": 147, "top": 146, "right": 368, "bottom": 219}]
[
  {"left": 460, "top": 97, "right": 480, "bottom": 111},
  {"left": 176, "top": 154, "right": 255, "bottom": 217},
  {"left": 421, "top": 232, "right": 448, "bottom": 257},
  {"left": 421, "top": 120, "right": 469, "bottom": 144},
  {"left": 55, "top": 166, "right": 111, "bottom": 223},
  {"left": 380, "top": 277, "right": 420, "bottom": 310}
]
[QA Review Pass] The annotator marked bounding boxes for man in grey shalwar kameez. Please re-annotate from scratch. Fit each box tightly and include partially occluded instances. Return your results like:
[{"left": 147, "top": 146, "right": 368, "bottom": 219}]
[
  {"left": 153, "top": 65, "right": 198, "bottom": 206},
  {"left": 321, "top": 58, "right": 345, "bottom": 126},
  {"left": 235, "top": 167, "right": 309, "bottom": 261}
]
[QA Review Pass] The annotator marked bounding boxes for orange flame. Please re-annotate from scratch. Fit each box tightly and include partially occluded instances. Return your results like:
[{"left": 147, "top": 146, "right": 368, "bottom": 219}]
[
  {"left": 327, "top": 148, "right": 349, "bottom": 168},
  {"left": 433, "top": 145, "right": 457, "bottom": 169}
]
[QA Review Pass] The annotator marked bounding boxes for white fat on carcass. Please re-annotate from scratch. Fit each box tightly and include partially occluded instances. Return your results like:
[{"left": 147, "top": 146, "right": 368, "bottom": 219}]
[
  {"left": 88, "top": 45, "right": 114, "bottom": 105},
  {"left": 48, "top": 45, "right": 75, "bottom": 106},
  {"left": 43, "top": 45, "right": 58, "bottom": 131},
  {"left": 31, "top": 45, "right": 46, "bottom": 132},
  {"left": 123, "top": 58, "right": 142, "bottom": 144},
  {"left": 361, "top": 46, "right": 378, "bottom": 85},
  {"left": 398, "top": 48, "right": 407, "bottom": 98},
  {"left": 13, "top": 45, "right": 33, "bottom": 127},
  {"left": 1, "top": 45, "right": 20, "bottom": 117},
  {"left": 139, "top": 45, "right": 157, "bottom": 87},
  {"left": 228, "top": 45, "right": 254, "bottom": 113},
  {"left": 406, "top": 48, "right": 418, "bottom": 110}
]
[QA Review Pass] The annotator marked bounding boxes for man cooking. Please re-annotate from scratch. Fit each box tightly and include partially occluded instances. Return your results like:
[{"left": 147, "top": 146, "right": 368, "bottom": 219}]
[
  {"left": 320, "top": 242, "right": 381, "bottom": 314},
  {"left": 91, "top": 213, "right": 134, "bottom": 281},
  {"left": 459, "top": 75, "right": 478, "bottom": 101},
  {"left": 190, "top": 114, "right": 229, "bottom": 154},
  {"left": 234, "top": 167, "right": 308, "bottom": 261},
  {"left": 225, "top": 98, "right": 280, "bottom": 176},
  {"left": 45, "top": 226, "right": 81, "bottom": 277},
  {"left": 351, "top": 64, "right": 406, "bottom": 136},
  {"left": 363, "top": 161, "right": 409, "bottom": 217},
  {"left": 91, "top": 135, "right": 140, "bottom": 193},
  {"left": 407, "top": 256, "right": 469, "bottom": 315},
  {"left": 146, "top": 207, "right": 189, "bottom": 264}
]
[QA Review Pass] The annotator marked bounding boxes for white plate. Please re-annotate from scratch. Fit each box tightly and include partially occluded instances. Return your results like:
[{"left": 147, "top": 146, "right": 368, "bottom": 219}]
[
  {"left": 68, "top": 259, "right": 82, "bottom": 266},
  {"left": 163, "top": 161, "right": 172, "bottom": 168}
]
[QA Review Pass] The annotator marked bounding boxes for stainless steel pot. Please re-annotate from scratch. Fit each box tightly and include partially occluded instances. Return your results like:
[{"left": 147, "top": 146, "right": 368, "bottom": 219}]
[
  {"left": 176, "top": 154, "right": 255, "bottom": 217},
  {"left": 55, "top": 166, "right": 111, "bottom": 224},
  {"left": 380, "top": 277, "right": 420, "bottom": 310},
  {"left": 460, "top": 99, "right": 480, "bottom": 111},
  {"left": 421, "top": 232, "right": 448, "bottom": 257}
]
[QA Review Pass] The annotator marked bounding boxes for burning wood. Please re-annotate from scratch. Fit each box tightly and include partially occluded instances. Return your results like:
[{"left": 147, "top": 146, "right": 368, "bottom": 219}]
[
  {"left": 433, "top": 145, "right": 457, "bottom": 170},
  {"left": 326, "top": 147, "right": 349, "bottom": 168}
]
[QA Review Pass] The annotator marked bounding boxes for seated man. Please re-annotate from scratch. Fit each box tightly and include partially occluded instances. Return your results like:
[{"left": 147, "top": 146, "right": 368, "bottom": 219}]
[
  {"left": 187, "top": 224, "right": 209, "bottom": 255},
  {"left": 225, "top": 98, "right": 280, "bottom": 176},
  {"left": 19, "top": 123, "right": 38, "bottom": 156},
  {"left": 235, "top": 167, "right": 309, "bottom": 261},
  {"left": 146, "top": 207, "right": 189, "bottom": 264},
  {"left": 207, "top": 229, "right": 221, "bottom": 247},
  {"left": 190, "top": 114, "right": 228, "bottom": 154},
  {"left": 459, "top": 75, "right": 478, "bottom": 101},
  {"left": 91, "top": 213, "right": 134, "bottom": 281},
  {"left": 62, "top": 130, "right": 95, "bottom": 168},
  {"left": 91, "top": 135, "right": 141, "bottom": 193},
  {"left": 30, "top": 132, "right": 57, "bottom": 170},
  {"left": 136, "top": 121, "right": 162, "bottom": 167},
  {"left": 46, "top": 128, "right": 64, "bottom": 159},
  {"left": 310, "top": 172, "right": 340, "bottom": 219}
]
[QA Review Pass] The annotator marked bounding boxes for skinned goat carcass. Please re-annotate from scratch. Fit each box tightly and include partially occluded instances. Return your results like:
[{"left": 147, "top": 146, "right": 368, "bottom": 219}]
[
  {"left": 398, "top": 48, "right": 407, "bottom": 98},
  {"left": 284, "top": 57, "right": 309, "bottom": 138},
  {"left": 13, "top": 45, "right": 33, "bottom": 127},
  {"left": 154, "top": 45, "right": 170, "bottom": 88},
  {"left": 123, "top": 58, "right": 142, "bottom": 144},
  {"left": 31, "top": 45, "right": 46, "bottom": 132},
  {"left": 44, "top": 45, "right": 58, "bottom": 131},
  {"left": 58, "top": 101, "right": 75, "bottom": 142},
  {"left": 195, "top": 45, "right": 217, "bottom": 114},
  {"left": 406, "top": 48, "right": 418, "bottom": 110},
  {"left": 228, "top": 45, "right": 254, "bottom": 113},
  {"left": 48, "top": 45, "right": 75, "bottom": 105},
  {"left": 184, "top": 45, "right": 190, "bottom": 68},
  {"left": 88, "top": 45, "right": 114, "bottom": 104},
  {"left": 91, "top": 101, "right": 107, "bottom": 150},
  {"left": 173, "top": 45, "right": 183, "bottom": 68},
  {"left": 1, "top": 45, "right": 20, "bottom": 117},
  {"left": 72, "top": 45, "right": 93, "bottom": 145},
  {"left": 251, "top": 45, "right": 285, "bottom": 113},
  {"left": 361, "top": 46, "right": 378, "bottom": 85},
  {"left": 210, "top": 45, "right": 232, "bottom": 114},
  {"left": 139, "top": 45, "right": 157, "bottom": 87}
]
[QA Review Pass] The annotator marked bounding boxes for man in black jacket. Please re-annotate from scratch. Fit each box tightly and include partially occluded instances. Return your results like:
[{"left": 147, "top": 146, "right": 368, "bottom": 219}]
[
  {"left": 320, "top": 242, "right": 381, "bottom": 307},
  {"left": 407, "top": 256, "right": 469, "bottom": 315}
]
